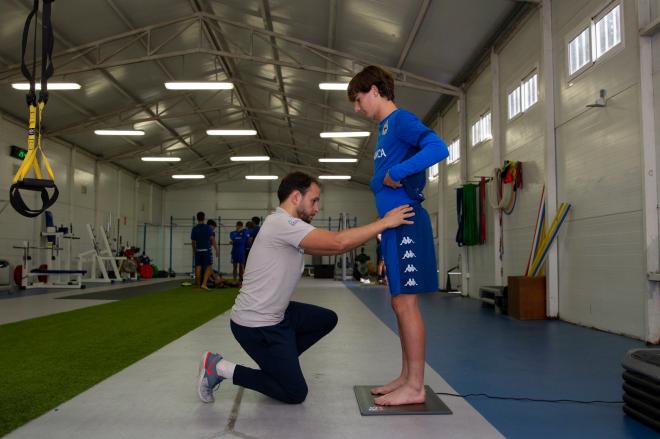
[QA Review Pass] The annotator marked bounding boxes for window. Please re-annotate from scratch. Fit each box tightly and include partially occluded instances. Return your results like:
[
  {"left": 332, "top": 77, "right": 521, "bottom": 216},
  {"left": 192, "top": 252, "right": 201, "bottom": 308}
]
[
  {"left": 569, "top": 28, "right": 591, "bottom": 75},
  {"left": 474, "top": 113, "right": 490, "bottom": 145},
  {"left": 567, "top": 2, "right": 622, "bottom": 78},
  {"left": 508, "top": 87, "right": 521, "bottom": 119},
  {"left": 508, "top": 72, "right": 539, "bottom": 120},
  {"left": 521, "top": 73, "right": 538, "bottom": 112},
  {"left": 471, "top": 112, "right": 492, "bottom": 146},
  {"left": 428, "top": 163, "right": 439, "bottom": 180},
  {"left": 447, "top": 138, "right": 460, "bottom": 164},
  {"left": 593, "top": 4, "right": 621, "bottom": 59}
]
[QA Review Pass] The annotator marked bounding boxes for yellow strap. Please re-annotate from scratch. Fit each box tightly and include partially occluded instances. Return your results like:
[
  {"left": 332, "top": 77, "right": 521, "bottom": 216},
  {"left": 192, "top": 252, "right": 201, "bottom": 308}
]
[
  {"left": 12, "top": 105, "right": 38, "bottom": 184},
  {"left": 35, "top": 102, "right": 54, "bottom": 180},
  {"left": 12, "top": 102, "right": 55, "bottom": 184}
]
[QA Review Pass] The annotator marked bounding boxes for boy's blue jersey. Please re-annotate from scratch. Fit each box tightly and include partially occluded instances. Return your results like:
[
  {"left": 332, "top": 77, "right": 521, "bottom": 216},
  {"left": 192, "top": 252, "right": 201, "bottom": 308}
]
[
  {"left": 244, "top": 227, "right": 258, "bottom": 249},
  {"left": 191, "top": 224, "right": 213, "bottom": 250},
  {"left": 372, "top": 108, "right": 449, "bottom": 217},
  {"left": 230, "top": 229, "right": 247, "bottom": 251}
]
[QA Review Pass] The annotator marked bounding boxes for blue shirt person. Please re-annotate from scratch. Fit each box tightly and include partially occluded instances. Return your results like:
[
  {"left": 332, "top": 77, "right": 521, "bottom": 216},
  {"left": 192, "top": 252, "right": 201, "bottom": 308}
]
[
  {"left": 191, "top": 211, "right": 215, "bottom": 287},
  {"left": 229, "top": 221, "right": 247, "bottom": 281}
]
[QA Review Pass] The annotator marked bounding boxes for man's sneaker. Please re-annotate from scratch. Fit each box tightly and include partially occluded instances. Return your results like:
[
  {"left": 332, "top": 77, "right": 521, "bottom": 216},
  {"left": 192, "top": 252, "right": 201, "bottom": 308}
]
[{"left": 197, "top": 351, "right": 224, "bottom": 403}]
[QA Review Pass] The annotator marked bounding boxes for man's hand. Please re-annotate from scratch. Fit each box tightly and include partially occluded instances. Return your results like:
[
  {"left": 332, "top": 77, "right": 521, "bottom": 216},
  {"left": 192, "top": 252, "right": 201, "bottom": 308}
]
[
  {"left": 382, "top": 205, "right": 415, "bottom": 228},
  {"left": 383, "top": 171, "right": 402, "bottom": 188}
]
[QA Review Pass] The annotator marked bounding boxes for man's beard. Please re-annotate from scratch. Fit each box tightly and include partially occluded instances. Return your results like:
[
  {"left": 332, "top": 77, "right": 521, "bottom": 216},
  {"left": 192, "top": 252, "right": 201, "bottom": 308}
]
[{"left": 297, "top": 207, "right": 313, "bottom": 224}]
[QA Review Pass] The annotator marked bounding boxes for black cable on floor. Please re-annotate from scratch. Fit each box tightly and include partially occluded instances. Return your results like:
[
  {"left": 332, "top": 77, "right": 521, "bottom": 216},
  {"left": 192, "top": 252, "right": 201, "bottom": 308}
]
[{"left": 435, "top": 392, "right": 623, "bottom": 404}]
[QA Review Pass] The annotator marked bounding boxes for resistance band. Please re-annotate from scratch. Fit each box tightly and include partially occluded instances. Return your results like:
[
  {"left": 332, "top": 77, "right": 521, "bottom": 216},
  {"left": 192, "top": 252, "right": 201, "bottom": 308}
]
[{"left": 10, "top": 0, "right": 59, "bottom": 218}]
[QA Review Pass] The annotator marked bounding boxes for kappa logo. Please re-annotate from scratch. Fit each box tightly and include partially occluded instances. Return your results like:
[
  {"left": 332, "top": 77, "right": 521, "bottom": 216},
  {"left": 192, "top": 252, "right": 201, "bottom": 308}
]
[
  {"left": 400, "top": 236, "right": 415, "bottom": 246},
  {"left": 404, "top": 264, "right": 418, "bottom": 273},
  {"left": 373, "top": 148, "right": 387, "bottom": 160},
  {"left": 404, "top": 278, "right": 418, "bottom": 287},
  {"left": 382, "top": 120, "right": 389, "bottom": 135},
  {"left": 402, "top": 250, "right": 416, "bottom": 259}
]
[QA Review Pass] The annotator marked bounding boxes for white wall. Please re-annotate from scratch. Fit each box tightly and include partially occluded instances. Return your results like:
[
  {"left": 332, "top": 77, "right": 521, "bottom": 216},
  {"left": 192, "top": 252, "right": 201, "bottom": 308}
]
[
  {"left": 553, "top": 0, "right": 645, "bottom": 338},
  {"left": 431, "top": 0, "right": 651, "bottom": 339},
  {"left": 0, "top": 114, "right": 163, "bottom": 281}
]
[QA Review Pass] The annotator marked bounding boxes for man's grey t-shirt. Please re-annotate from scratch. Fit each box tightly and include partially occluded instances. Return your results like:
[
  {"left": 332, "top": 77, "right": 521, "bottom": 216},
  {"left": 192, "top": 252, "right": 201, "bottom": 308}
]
[{"left": 230, "top": 207, "right": 315, "bottom": 327}]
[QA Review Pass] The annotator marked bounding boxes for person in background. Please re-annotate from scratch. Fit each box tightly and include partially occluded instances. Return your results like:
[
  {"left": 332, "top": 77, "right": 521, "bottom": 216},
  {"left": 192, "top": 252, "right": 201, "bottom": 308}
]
[
  {"left": 244, "top": 221, "right": 255, "bottom": 261},
  {"left": 251, "top": 216, "right": 261, "bottom": 238},
  {"left": 230, "top": 221, "right": 247, "bottom": 281},
  {"left": 200, "top": 219, "right": 220, "bottom": 290},
  {"left": 354, "top": 247, "right": 371, "bottom": 283},
  {"left": 191, "top": 211, "right": 213, "bottom": 287},
  {"left": 376, "top": 233, "right": 386, "bottom": 285}
]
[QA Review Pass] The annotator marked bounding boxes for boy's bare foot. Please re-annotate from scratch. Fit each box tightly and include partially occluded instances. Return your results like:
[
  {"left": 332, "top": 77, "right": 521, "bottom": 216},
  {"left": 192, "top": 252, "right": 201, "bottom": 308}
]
[
  {"left": 371, "top": 375, "right": 406, "bottom": 395},
  {"left": 373, "top": 384, "right": 426, "bottom": 406}
]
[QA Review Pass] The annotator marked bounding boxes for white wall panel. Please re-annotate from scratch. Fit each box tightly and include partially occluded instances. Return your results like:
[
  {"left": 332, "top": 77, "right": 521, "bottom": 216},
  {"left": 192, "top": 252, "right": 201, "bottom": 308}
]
[
  {"left": 554, "top": 0, "right": 644, "bottom": 337},
  {"left": 558, "top": 211, "right": 645, "bottom": 338}
]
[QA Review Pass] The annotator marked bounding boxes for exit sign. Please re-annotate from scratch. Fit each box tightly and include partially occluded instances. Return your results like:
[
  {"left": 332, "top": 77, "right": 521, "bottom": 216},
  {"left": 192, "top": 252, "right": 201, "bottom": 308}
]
[{"left": 10, "top": 145, "right": 27, "bottom": 160}]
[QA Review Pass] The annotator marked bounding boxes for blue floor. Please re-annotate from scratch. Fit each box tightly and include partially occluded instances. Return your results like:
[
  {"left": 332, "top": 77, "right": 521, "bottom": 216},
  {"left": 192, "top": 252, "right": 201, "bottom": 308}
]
[{"left": 345, "top": 282, "right": 658, "bottom": 439}]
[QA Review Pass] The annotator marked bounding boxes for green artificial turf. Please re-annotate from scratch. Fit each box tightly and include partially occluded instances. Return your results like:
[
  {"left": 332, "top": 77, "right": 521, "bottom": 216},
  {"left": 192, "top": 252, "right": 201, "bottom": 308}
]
[{"left": 0, "top": 286, "right": 239, "bottom": 437}]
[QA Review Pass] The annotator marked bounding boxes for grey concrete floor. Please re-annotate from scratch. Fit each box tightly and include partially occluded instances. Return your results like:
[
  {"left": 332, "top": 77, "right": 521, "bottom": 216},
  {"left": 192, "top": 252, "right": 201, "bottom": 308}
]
[{"left": 3, "top": 278, "right": 503, "bottom": 439}]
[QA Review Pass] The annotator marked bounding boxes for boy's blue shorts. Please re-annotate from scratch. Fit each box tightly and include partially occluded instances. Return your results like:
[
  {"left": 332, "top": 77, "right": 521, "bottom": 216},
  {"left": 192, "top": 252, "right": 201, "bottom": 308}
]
[
  {"left": 195, "top": 249, "right": 212, "bottom": 267},
  {"left": 381, "top": 204, "right": 438, "bottom": 295}
]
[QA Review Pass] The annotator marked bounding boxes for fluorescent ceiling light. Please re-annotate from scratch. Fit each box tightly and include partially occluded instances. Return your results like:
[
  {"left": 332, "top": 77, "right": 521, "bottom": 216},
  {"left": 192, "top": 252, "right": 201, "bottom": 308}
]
[
  {"left": 95, "top": 130, "right": 145, "bottom": 136},
  {"left": 164, "top": 82, "right": 234, "bottom": 90},
  {"left": 319, "top": 82, "right": 349, "bottom": 90},
  {"left": 319, "top": 175, "right": 352, "bottom": 180},
  {"left": 172, "top": 174, "right": 205, "bottom": 179},
  {"left": 230, "top": 156, "right": 270, "bottom": 162},
  {"left": 12, "top": 82, "right": 81, "bottom": 90},
  {"left": 318, "top": 158, "right": 358, "bottom": 163},
  {"left": 141, "top": 157, "right": 181, "bottom": 162},
  {"left": 207, "top": 129, "right": 257, "bottom": 136},
  {"left": 320, "top": 131, "right": 370, "bottom": 138},
  {"left": 245, "top": 175, "right": 278, "bottom": 180}
]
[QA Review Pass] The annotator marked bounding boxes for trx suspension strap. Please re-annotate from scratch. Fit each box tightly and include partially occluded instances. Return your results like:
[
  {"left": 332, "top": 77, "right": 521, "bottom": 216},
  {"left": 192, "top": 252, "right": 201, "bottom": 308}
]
[{"left": 10, "top": 0, "right": 58, "bottom": 218}]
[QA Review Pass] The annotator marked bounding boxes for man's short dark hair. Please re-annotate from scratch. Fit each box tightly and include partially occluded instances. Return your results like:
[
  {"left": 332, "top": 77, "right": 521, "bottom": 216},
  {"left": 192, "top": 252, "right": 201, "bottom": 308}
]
[
  {"left": 251, "top": 216, "right": 261, "bottom": 225},
  {"left": 236, "top": 221, "right": 243, "bottom": 227},
  {"left": 207, "top": 219, "right": 217, "bottom": 228},
  {"left": 277, "top": 172, "right": 320, "bottom": 203},
  {"left": 347, "top": 65, "right": 395, "bottom": 102},
  {"left": 196, "top": 211, "right": 205, "bottom": 222}
]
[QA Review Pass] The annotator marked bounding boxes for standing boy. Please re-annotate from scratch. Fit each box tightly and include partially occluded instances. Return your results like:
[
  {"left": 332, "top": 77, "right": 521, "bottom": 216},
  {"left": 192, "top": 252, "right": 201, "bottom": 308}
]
[{"left": 348, "top": 65, "right": 449, "bottom": 406}]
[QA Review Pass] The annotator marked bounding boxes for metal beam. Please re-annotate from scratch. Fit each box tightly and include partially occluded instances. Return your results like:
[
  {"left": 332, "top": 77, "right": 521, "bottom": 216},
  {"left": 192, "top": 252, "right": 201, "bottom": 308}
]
[
  {"left": 190, "top": 0, "right": 276, "bottom": 161},
  {"left": 260, "top": 0, "right": 297, "bottom": 154},
  {"left": 397, "top": 0, "right": 431, "bottom": 69}
]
